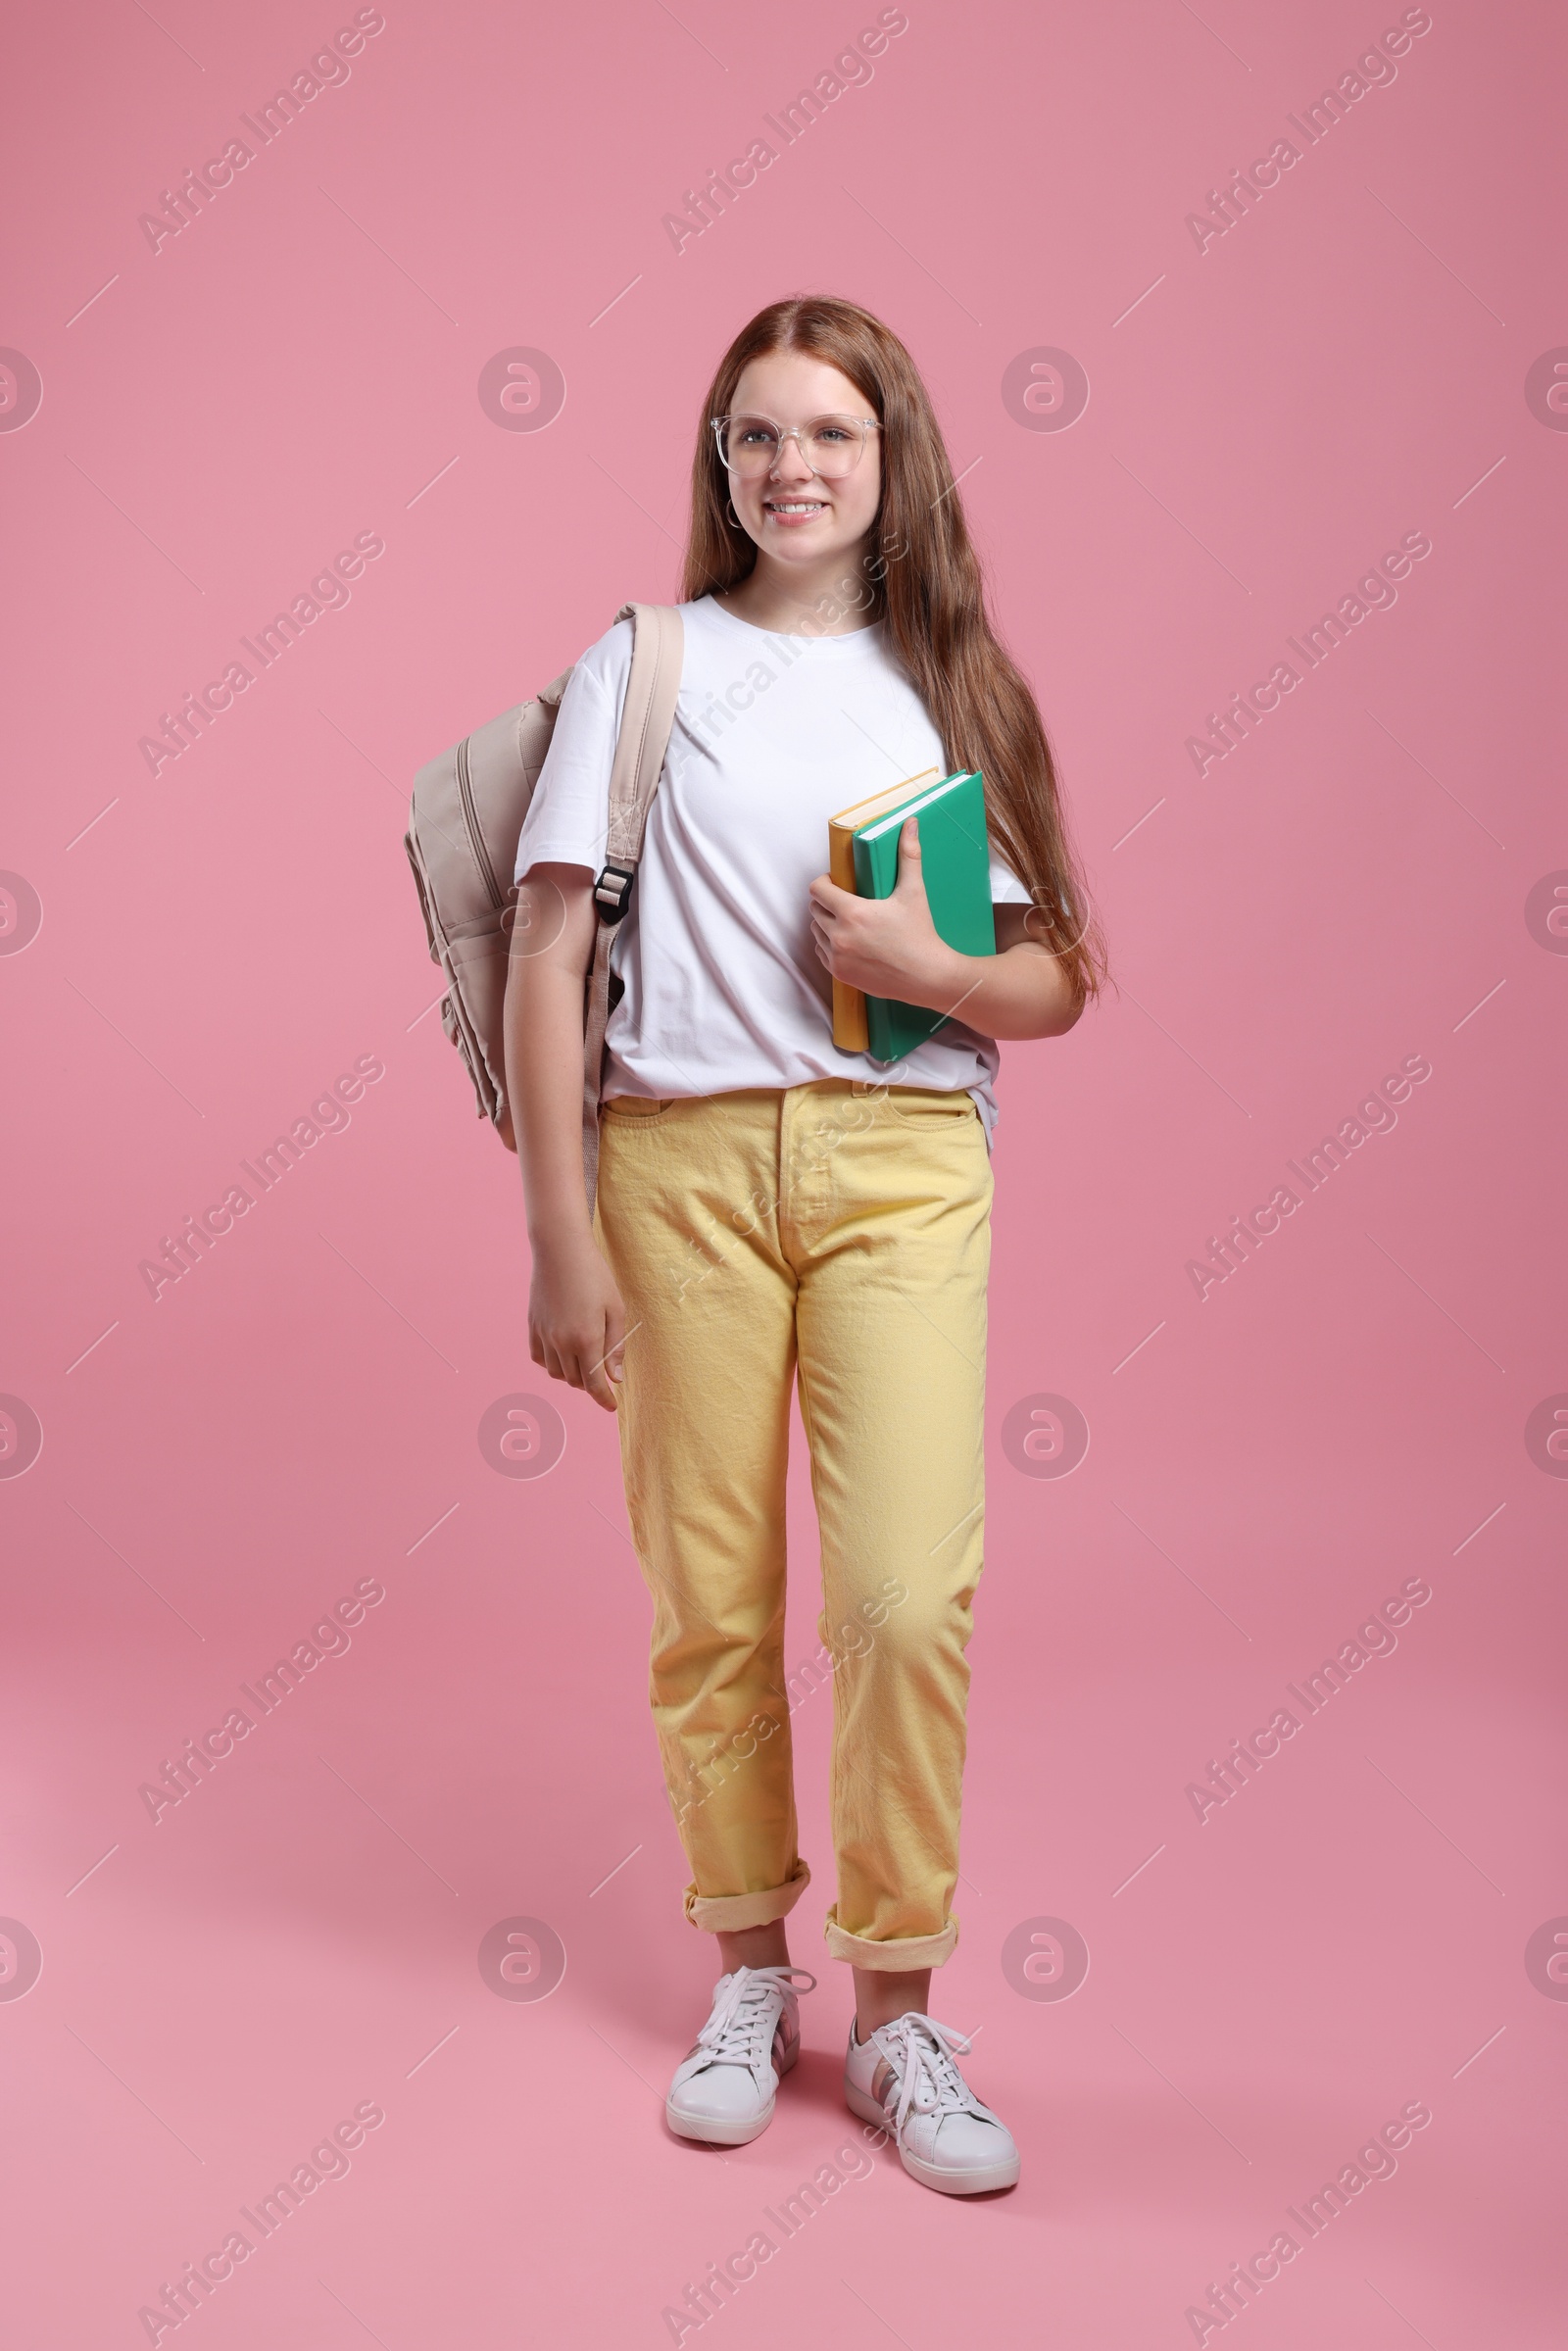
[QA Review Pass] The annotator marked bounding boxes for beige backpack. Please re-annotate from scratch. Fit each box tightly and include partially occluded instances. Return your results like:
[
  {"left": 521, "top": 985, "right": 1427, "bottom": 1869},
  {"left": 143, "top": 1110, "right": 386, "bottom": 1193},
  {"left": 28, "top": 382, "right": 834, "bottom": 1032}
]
[{"left": 405, "top": 603, "right": 683, "bottom": 1206}]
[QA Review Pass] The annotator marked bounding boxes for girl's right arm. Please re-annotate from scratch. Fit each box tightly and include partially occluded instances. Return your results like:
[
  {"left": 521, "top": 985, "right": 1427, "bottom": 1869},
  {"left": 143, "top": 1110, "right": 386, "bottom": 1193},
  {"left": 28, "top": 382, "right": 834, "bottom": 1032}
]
[{"left": 503, "top": 862, "right": 626, "bottom": 1413}]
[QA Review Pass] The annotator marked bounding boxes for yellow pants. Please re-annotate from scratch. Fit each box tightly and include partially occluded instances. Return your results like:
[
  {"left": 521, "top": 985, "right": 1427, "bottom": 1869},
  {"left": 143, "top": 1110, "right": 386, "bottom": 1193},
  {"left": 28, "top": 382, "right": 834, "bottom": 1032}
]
[{"left": 593, "top": 1078, "right": 992, "bottom": 1971}]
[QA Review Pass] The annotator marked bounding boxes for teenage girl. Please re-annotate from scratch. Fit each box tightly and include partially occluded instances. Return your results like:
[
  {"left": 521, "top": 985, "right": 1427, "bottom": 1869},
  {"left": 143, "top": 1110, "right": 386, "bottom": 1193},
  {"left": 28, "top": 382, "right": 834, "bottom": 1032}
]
[{"left": 505, "top": 296, "right": 1102, "bottom": 2196}]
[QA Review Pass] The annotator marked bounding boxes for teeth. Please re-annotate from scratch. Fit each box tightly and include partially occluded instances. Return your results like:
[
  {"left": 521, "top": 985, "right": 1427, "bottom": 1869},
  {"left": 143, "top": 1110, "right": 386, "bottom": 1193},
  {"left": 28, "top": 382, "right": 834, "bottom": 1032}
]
[{"left": 769, "top": 502, "right": 822, "bottom": 514}]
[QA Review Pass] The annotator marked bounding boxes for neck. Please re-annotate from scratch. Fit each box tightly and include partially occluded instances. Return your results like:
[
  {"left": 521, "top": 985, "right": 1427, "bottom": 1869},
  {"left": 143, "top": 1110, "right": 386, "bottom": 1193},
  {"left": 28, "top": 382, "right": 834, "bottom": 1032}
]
[{"left": 717, "top": 535, "right": 880, "bottom": 636}]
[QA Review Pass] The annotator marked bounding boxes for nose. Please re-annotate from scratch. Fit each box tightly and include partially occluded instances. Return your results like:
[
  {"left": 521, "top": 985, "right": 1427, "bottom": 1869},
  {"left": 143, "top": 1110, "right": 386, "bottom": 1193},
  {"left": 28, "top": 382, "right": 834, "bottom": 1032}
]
[{"left": 768, "top": 433, "right": 818, "bottom": 485}]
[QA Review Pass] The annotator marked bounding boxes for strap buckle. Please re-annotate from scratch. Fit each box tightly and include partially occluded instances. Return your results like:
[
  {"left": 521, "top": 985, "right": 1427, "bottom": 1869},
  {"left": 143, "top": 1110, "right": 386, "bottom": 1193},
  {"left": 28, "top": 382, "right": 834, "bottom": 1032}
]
[{"left": 594, "top": 861, "right": 635, "bottom": 924}]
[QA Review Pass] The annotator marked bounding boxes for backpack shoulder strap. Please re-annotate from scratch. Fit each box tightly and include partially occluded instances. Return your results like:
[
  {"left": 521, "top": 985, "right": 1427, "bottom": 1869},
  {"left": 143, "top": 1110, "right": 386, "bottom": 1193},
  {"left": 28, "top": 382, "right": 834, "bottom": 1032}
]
[
  {"left": 592, "top": 602, "right": 684, "bottom": 916},
  {"left": 580, "top": 603, "right": 683, "bottom": 1211}
]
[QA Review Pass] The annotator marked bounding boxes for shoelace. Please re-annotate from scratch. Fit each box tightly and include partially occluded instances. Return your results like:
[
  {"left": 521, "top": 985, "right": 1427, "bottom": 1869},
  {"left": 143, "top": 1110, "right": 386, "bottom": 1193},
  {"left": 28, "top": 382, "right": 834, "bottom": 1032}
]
[
  {"left": 696, "top": 1966, "right": 816, "bottom": 2077},
  {"left": 873, "top": 2014, "right": 979, "bottom": 2142}
]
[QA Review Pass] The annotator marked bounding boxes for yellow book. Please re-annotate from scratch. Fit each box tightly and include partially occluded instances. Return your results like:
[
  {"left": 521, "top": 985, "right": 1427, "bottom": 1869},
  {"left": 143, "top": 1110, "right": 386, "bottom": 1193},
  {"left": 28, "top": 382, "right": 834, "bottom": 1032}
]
[{"left": 827, "top": 769, "right": 940, "bottom": 1051}]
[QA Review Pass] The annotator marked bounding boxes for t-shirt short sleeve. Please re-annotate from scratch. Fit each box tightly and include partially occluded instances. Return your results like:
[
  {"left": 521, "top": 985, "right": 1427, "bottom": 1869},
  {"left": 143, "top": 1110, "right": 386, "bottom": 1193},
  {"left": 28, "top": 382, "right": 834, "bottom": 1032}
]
[
  {"left": 513, "top": 619, "right": 633, "bottom": 885},
  {"left": 987, "top": 847, "right": 1034, "bottom": 906}
]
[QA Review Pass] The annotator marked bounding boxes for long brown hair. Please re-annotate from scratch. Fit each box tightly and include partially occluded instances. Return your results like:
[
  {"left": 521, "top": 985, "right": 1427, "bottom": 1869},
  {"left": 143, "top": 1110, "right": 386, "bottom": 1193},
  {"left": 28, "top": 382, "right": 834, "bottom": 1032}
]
[{"left": 680, "top": 295, "right": 1105, "bottom": 1003}]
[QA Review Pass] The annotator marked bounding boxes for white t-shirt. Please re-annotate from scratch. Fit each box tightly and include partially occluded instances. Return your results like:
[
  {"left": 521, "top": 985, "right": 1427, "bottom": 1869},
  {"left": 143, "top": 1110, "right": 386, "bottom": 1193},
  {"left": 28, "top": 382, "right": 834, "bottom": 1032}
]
[{"left": 514, "top": 594, "right": 1033, "bottom": 1140}]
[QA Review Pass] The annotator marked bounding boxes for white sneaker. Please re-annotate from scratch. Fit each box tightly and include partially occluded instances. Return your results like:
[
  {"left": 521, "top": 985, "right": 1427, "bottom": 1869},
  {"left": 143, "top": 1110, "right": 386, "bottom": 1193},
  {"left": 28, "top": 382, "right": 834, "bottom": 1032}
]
[
  {"left": 665, "top": 1966, "right": 815, "bottom": 2146},
  {"left": 845, "top": 2011, "right": 1020, "bottom": 2194}
]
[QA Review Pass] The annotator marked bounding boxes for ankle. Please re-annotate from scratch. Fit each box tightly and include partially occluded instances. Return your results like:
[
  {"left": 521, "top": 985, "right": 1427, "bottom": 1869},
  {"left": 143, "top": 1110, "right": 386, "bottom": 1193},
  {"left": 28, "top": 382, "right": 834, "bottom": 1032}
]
[
  {"left": 715, "top": 1925, "right": 791, "bottom": 1977},
  {"left": 853, "top": 1964, "right": 932, "bottom": 2039}
]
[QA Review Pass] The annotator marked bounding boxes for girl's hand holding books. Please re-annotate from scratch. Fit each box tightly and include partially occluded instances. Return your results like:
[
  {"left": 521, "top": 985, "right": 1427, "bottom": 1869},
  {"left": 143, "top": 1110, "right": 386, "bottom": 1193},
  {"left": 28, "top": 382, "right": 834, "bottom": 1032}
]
[{"left": 808, "top": 818, "right": 958, "bottom": 1012}]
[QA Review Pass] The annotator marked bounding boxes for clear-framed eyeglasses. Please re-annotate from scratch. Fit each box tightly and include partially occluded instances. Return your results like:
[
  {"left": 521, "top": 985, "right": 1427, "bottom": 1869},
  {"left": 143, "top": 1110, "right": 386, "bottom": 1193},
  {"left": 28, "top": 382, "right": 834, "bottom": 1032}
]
[{"left": 710, "top": 412, "right": 881, "bottom": 480}]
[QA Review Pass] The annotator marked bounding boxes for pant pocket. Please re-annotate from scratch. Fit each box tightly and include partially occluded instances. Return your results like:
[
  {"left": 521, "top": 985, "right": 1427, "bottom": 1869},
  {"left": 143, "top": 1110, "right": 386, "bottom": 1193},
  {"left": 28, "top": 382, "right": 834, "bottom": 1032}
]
[
  {"left": 601, "top": 1095, "right": 672, "bottom": 1120},
  {"left": 881, "top": 1088, "right": 978, "bottom": 1127}
]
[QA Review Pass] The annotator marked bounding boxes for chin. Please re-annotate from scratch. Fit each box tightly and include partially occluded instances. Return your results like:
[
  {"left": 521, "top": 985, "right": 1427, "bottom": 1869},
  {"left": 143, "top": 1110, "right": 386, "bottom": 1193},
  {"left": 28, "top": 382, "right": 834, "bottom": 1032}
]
[{"left": 760, "top": 524, "right": 858, "bottom": 562}]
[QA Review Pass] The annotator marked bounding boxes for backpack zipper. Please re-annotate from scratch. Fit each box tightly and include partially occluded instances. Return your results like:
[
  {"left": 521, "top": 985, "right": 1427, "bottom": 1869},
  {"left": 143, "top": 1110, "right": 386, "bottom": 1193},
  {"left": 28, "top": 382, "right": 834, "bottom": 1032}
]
[{"left": 456, "top": 735, "right": 504, "bottom": 910}]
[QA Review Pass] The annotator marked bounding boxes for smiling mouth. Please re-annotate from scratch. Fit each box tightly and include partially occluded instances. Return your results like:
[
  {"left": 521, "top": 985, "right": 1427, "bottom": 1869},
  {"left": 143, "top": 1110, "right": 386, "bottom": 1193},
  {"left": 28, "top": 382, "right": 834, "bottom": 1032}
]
[{"left": 762, "top": 498, "right": 827, "bottom": 517}]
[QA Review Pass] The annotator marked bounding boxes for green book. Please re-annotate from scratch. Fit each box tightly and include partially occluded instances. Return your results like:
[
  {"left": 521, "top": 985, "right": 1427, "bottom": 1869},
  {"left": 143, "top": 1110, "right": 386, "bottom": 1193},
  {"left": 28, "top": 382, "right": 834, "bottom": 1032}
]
[{"left": 838, "top": 769, "right": 996, "bottom": 1066}]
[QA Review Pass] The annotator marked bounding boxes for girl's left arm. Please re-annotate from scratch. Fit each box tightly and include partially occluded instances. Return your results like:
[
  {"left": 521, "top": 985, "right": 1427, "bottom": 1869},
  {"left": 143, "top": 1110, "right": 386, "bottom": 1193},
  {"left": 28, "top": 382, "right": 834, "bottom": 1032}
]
[{"left": 808, "top": 816, "right": 1083, "bottom": 1042}]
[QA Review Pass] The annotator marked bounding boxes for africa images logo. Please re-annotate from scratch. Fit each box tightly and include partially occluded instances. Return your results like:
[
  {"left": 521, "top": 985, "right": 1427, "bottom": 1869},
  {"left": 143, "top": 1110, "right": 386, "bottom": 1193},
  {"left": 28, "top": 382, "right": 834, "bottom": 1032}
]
[{"left": 662, "top": 10, "right": 908, "bottom": 252}]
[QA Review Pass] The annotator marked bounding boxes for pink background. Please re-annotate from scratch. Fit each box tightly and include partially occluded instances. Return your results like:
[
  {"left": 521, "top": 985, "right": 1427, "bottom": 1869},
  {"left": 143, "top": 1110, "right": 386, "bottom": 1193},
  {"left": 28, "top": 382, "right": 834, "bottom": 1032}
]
[{"left": 3, "top": 0, "right": 1564, "bottom": 2342}]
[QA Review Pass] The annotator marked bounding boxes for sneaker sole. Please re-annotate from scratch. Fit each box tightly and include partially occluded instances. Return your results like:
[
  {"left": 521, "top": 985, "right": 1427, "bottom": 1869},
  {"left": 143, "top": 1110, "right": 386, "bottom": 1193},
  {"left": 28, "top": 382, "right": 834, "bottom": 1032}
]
[
  {"left": 665, "top": 2094, "right": 776, "bottom": 2146},
  {"left": 844, "top": 2079, "right": 1020, "bottom": 2195},
  {"left": 667, "top": 2036, "right": 799, "bottom": 2147}
]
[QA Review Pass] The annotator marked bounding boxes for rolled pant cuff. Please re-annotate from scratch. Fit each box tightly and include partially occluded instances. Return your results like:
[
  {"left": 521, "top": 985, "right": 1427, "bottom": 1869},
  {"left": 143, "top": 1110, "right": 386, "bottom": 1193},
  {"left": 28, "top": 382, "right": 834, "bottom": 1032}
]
[
  {"left": 684, "top": 1860, "right": 811, "bottom": 1934},
  {"left": 822, "top": 1910, "right": 959, "bottom": 1970}
]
